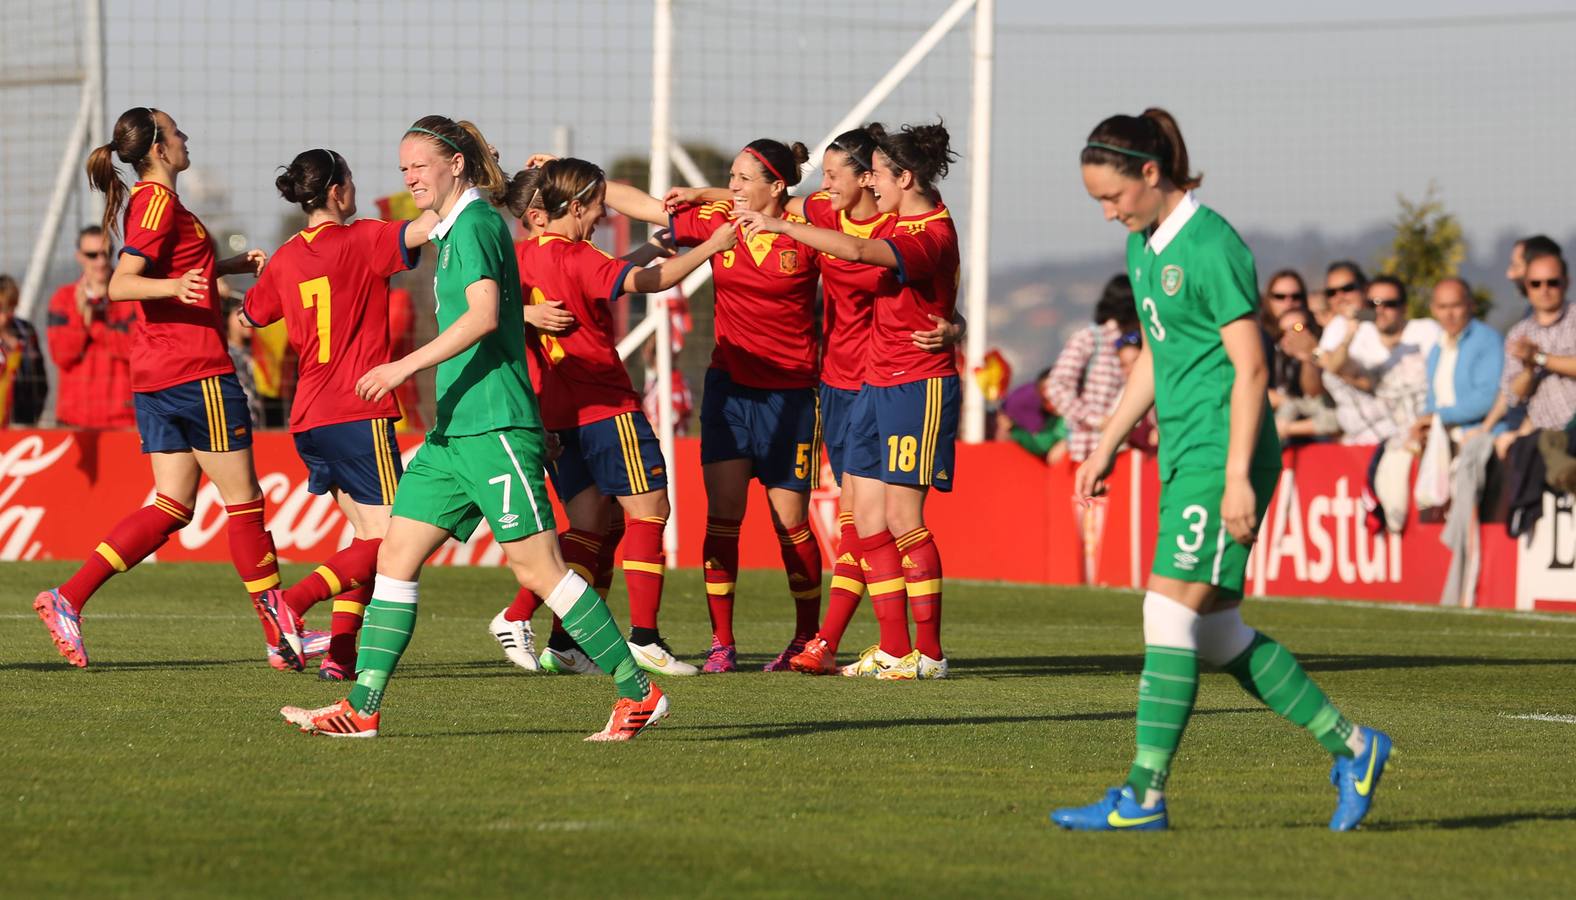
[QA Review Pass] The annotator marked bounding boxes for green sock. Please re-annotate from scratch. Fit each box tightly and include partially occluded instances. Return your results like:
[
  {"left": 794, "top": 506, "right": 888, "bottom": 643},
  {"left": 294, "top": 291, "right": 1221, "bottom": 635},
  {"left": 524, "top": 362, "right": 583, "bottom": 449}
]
[
  {"left": 1127, "top": 645, "right": 1199, "bottom": 797},
  {"left": 1224, "top": 632, "right": 1356, "bottom": 758},
  {"left": 560, "top": 584, "right": 650, "bottom": 700},
  {"left": 347, "top": 595, "right": 418, "bottom": 714}
]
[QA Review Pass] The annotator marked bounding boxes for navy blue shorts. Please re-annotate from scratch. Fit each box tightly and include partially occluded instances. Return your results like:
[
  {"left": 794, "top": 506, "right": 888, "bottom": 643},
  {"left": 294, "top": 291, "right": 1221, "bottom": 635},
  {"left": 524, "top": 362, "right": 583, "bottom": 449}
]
[
  {"left": 819, "top": 382, "right": 861, "bottom": 486},
  {"left": 134, "top": 373, "right": 253, "bottom": 454},
  {"left": 699, "top": 368, "right": 820, "bottom": 491},
  {"left": 293, "top": 417, "right": 403, "bottom": 506},
  {"left": 845, "top": 375, "right": 959, "bottom": 492},
  {"left": 549, "top": 411, "right": 668, "bottom": 502}
]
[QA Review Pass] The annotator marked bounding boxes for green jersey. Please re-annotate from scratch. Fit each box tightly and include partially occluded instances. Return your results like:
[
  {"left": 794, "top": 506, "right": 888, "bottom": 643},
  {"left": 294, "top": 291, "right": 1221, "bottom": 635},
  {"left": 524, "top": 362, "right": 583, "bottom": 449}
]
[
  {"left": 1126, "top": 194, "right": 1281, "bottom": 480},
  {"left": 427, "top": 189, "right": 540, "bottom": 438}
]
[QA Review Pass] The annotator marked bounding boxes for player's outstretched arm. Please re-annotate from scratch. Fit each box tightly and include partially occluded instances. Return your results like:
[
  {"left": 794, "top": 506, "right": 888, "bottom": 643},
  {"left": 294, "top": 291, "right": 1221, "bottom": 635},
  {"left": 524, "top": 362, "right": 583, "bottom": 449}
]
[
  {"left": 734, "top": 209, "right": 897, "bottom": 268},
  {"left": 625, "top": 223, "right": 736, "bottom": 295},
  {"left": 664, "top": 186, "right": 806, "bottom": 219},
  {"left": 357, "top": 278, "right": 500, "bottom": 402},
  {"left": 604, "top": 181, "right": 671, "bottom": 227},
  {"left": 403, "top": 210, "right": 441, "bottom": 248}
]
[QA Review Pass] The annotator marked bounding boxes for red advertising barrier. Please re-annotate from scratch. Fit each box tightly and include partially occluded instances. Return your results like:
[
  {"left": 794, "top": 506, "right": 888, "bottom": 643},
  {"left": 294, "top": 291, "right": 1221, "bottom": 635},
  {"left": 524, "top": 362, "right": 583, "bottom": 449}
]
[{"left": 0, "top": 430, "right": 1559, "bottom": 613}]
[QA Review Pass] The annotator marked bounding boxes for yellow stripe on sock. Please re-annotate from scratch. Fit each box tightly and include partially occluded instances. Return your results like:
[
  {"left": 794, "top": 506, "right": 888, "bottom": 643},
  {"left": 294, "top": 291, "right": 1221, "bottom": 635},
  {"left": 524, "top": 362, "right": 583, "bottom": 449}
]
[
  {"left": 154, "top": 499, "right": 191, "bottom": 524},
  {"left": 564, "top": 533, "right": 600, "bottom": 552},
  {"left": 791, "top": 588, "right": 821, "bottom": 601},
  {"left": 638, "top": 516, "right": 666, "bottom": 525},
  {"left": 245, "top": 574, "right": 281, "bottom": 593},
  {"left": 895, "top": 528, "right": 931, "bottom": 552},
  {"left": 838, "top": 512, "right": 855, "bottom": 525},
  {"left": 96, "top": 542, "right": 128, "bottom": 573},
  {"left": 868, "top": 577, "right": 906, "bottom": 596},
  {"left": 704, "top": 581, "right": 736, "bottom": 596},
  {"left": 622, "top": 559, "right": 665, "bottom": 575},
  {"left": 314, "top": 564, "right": 344, "bottom": 597},
  {"left": 830, "top": 574, "right": 865, "bottom": 595},
  {"left": 905, "top": 578, "right": 942, "bottom": 596},
  {"left": 567, "top": 563, "right": 594, "bottom": 582},
  {"left": 332, "top": 599, "right": 366, "bottom": 617}
]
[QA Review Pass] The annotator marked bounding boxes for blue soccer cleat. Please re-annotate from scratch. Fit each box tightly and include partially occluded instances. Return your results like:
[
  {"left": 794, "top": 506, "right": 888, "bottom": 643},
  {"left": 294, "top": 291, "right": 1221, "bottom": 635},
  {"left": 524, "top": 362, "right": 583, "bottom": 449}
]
[
  {"left": 1329, "top": 726, "right": 1392, "bottom": 831},
  {"left": 1050, "top": 785, "right": 1169, "bottom": 832}
]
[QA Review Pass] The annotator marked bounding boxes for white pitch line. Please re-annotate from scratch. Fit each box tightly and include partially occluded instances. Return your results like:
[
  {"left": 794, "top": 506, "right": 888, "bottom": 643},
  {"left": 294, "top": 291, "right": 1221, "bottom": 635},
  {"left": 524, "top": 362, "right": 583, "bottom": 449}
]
[{"left": 1501, "top": 713, "right": 1576, "bottom": 725}]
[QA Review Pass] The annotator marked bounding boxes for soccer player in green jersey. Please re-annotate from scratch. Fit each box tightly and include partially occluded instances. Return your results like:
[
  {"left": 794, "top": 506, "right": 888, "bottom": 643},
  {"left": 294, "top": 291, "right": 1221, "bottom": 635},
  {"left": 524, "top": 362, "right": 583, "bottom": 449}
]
[
  {"left": 280, "top": 116, "right": 667, "bottom": 742},
  {"left": 1049, "top": 108, "right": 1391, "bottom": 831}
]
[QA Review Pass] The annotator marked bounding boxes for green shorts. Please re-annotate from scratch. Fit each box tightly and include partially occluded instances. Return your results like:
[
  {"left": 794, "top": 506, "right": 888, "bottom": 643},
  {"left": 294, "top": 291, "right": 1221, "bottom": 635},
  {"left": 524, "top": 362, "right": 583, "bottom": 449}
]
[
  {"left": 392, "top": 428, "right": 556, "bottom": 542},
  {"left": 1150, "top": 467, "right": 1280, "bottom": 594}
]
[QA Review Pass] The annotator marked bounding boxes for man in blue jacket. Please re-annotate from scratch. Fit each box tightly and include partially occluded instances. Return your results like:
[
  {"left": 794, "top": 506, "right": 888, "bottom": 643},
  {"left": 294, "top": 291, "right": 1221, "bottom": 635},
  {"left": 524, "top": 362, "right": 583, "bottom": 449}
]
[{"left": 1415, "top": 277, "right": 1502, "bottom": 442}]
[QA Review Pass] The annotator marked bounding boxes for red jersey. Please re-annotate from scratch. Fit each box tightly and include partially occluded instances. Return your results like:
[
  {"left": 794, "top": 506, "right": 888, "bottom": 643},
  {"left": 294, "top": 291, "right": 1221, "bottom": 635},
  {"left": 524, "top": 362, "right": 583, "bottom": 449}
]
[
  {"left": 669, "top": 201, "right": 820, "bottom": 390},
  {"left": 803, "top": 192, "right": 895, "bottom": 390},
  {"left": 517, "top": 234, "right": 640, "bottom": 430},
  {"left": 245, "top": 219, "right": 416, "bottom": 432},
  {"left": 46, "top": 281, "right": 137, "bottom": 428},
  {"left": 867, "top": 204, "right": 960, "bottom": 387},
  {"left": 120, "top": 182, "right": 231, "bottom": 392}
]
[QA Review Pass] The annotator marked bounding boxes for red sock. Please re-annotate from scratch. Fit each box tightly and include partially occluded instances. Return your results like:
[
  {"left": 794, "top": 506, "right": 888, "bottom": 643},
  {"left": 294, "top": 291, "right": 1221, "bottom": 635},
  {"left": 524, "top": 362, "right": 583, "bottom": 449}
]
[
  {"left": 503, "top": 586, "right": 541, "bottom": 623},
  {"left": 284, "top": 538, "right": 380, "bottom": 619},
  {"left": 59, "top": 493, "right": 192, "bottom": 611},
  {"left": 776, "top": 521, "right": 822, "bottom": 640},
  {"left": 897, "top": 527, "right": 943, "bottom": 659},
  {"left": 328, "top": 582, "right": 372, "bottom": 671},
  {"left": 596, "top": 515, "right": 626, "bottom": 599},
  {"left": 861, "top": 531, "right": 911, "bottom": 657},
  {"left": 819, "top": 512, "right": 864, "bottom": 653},
  {"left": 623, "top": 516, "right": 666, "bottom": 630},
  {"left": 226, "top": 498, "right": 281, "bottom": 598},
  {"left": 703, "top": 516, "right": 741, "bottom": 646}
]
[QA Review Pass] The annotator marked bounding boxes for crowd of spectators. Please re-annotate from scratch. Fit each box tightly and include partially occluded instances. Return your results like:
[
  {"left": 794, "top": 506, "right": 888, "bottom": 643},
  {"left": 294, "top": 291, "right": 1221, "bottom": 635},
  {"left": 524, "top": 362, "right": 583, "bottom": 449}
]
[{"left": 998, "top": 233, "right": 1576, "bottom": 551}]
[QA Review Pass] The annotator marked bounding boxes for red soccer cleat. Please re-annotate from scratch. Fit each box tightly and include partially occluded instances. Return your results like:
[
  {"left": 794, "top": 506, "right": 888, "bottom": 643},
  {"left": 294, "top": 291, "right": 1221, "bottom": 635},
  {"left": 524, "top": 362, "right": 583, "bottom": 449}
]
[
  {"left": 585, "top": 684, "right": 669, "bottom": 742},
  {"left": 788, "top": 636, "right": 838, "bottom": 675}
]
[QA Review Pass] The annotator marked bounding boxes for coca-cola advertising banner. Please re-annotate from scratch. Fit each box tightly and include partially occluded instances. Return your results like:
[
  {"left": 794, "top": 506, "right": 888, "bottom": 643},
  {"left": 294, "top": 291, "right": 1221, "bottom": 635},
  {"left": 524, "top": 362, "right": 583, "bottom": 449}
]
[{"left": 0, "top": 431, "right": 1559, "bottom": 613}]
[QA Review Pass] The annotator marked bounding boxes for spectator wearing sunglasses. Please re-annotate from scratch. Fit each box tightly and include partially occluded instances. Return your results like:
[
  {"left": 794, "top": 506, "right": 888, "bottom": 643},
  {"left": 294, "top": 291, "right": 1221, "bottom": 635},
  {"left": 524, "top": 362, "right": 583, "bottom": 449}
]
[
  {"left": 1474, "top": 252, "right": 1576, "bottom": 455},
  {"left": 1260, "top": 269, "right": 1321, "bottom": 409},
  {"left": 46, "top": 225, "right": 137, "bottom": 428},
  {"left": 1273, "top": 307, "right": 1338, "bottom": 442},
  {"left": 1413, "top": 278, "right": 1501, "bottom": 443},
  {"left": 1506, "top": 234, "right": 1562, "bottom": 300},
  {"left": 1318, "top": 274, "right": 1439, "bottom": 444}
]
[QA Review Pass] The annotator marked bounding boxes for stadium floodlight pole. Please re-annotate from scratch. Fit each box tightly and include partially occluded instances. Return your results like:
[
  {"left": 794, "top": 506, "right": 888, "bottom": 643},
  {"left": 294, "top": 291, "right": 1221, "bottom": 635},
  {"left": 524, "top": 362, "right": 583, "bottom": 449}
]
[
  {"left": 648, "top": 0, "right": 680, "bottom": 566},
  {"left": 795, "top": 0, "right": 978, "bottom": 188},
  {"left": 961, "top": 0, "right": 994, "bottom": 443}
]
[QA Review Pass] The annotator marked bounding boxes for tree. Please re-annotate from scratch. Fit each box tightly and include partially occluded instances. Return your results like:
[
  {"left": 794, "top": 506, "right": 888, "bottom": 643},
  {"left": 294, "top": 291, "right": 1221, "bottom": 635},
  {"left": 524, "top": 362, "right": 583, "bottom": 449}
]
[{"left": 1377, "top": 182, "right": 1493, "bottom": 319}]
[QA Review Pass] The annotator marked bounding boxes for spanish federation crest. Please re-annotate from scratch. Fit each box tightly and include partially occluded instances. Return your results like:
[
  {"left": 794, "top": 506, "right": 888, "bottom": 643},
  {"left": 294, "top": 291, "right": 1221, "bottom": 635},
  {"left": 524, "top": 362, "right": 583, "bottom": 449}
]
[
  {"left": 778, "top": 249, "right": 800, "bottom": 275},
  {"left": 1161, "top": 265, "right": 1183, "bottom": 296}
]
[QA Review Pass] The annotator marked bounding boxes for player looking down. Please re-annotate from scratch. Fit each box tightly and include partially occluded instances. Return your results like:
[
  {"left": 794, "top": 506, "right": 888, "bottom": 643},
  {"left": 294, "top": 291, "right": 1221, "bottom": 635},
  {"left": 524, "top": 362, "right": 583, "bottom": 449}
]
[{"left": 1049, "top": 108, "right": 1391, "bottom": 831}]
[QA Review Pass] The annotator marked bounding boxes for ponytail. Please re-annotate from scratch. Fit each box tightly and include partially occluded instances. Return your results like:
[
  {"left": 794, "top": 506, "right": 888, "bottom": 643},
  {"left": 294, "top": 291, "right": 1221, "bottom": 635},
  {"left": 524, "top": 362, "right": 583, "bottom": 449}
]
[
  {"left": 275, "top": 148, "right": 346, "bottom": 213},
  {"left": 404, "top": 115, "right": 507, "bottom": 202},
  {"left": 1080, "top": 107, "right": 1202, "bottom": 191},
  {"left": 741, "top": 138, "right": 811, "bottom": 188},
  {"left": 86, "top": 106, "right": 163, "bottom": 238}
]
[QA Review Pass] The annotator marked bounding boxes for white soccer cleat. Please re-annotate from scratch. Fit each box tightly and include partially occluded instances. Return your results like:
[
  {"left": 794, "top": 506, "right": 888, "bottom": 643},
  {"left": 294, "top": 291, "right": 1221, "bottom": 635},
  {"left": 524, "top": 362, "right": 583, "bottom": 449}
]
[
  {"left": 488, "top": 609, "right": 540, "bottom": 672},
  {"left": 916, "top": 654, "right": 949, "bottom": 680},
  {"left": 280, "top": 700, "right": 345, "bottom": 731},
  {"left": 539, "top": 645, "right": 602, "bottom": 675},
  {"left": 627, "top": 639, "right": 699, "bottom": 676},
  {"left": 840, "top": 644, "right": 917, "bottom": 680}
]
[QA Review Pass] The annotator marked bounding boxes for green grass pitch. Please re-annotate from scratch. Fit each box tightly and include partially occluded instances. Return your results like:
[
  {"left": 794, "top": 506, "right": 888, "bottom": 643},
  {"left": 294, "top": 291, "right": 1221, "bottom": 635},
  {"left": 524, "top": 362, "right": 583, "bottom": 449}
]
[{"left": 4, "top": 561, "right": 1575, "bottom": 898}]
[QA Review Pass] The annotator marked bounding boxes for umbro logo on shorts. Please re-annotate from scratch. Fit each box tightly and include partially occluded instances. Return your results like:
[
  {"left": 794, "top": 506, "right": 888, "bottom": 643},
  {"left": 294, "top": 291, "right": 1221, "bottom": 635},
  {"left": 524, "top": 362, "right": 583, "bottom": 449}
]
[
  {"left": 499, "top": 513, "right": 519, "bottom": 528},
  {"left": 1173, "top": 551, "right": 1198, "bottom": 571}
]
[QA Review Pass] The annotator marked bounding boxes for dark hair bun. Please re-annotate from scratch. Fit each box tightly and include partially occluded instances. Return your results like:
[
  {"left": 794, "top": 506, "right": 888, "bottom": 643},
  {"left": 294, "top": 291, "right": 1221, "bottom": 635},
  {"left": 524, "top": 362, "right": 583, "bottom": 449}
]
[{"left": 789, "top": 142, "right": 810, "bottom": 166}]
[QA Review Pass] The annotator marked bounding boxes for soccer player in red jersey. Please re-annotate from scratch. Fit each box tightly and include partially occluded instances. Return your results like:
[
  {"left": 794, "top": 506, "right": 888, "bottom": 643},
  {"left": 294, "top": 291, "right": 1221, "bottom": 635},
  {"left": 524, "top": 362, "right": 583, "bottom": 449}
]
[
  {"left": 34, "top": 107, "right": 277, "bottom": 668},
  {"left": 668, "top": 125, "right": 963, "bottom": 674},
  {"left": 491, "top": 158, "right": 734, "bottom": 678},
  {"left": 244, "top": 148, "right": 436, "bottom": 678},
  {"left": 664, "top": 139, "right": 828, "bottom": 673},
  {"left": 738, "top": 122, "right": 961, "bottom": 680}
]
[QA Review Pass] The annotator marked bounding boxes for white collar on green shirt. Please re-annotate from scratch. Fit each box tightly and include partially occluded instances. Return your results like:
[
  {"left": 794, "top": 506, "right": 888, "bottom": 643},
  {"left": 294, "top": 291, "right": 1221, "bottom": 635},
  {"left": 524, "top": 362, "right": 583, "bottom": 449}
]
[
  {"left": 1146, "top": 190, "right": 1199, "bottom": 255},
  {"left": 429, "top": 187, "right": 483, "bottom": 241}
]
